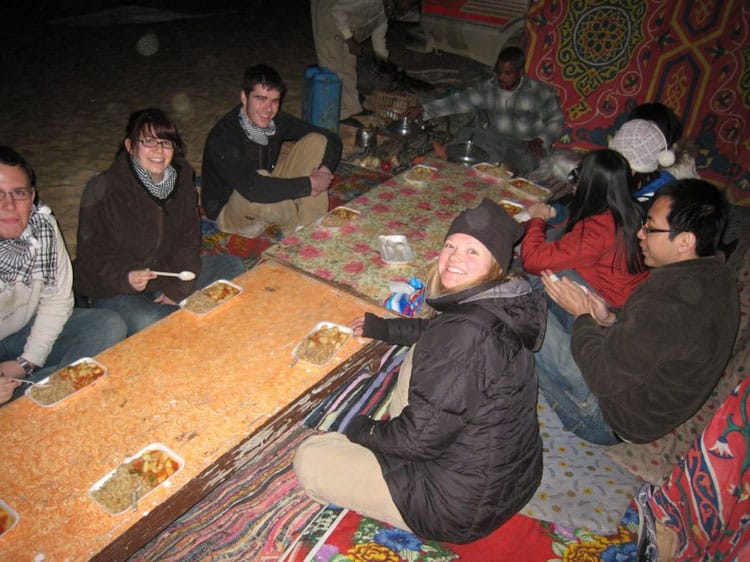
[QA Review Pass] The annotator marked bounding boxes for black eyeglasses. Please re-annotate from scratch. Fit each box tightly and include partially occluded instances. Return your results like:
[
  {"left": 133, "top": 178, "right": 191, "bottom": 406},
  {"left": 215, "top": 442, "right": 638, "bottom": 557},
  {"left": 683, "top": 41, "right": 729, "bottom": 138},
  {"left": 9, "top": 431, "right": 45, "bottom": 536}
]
[
  {"left": 138, "top": 138, "right": 175, "bottom": 150},
  {"left": 640, "top": 221, "right": 676, "bottom": 235},
  {"left": 0, "top": 187, "right": 34, "bottom": 201}
]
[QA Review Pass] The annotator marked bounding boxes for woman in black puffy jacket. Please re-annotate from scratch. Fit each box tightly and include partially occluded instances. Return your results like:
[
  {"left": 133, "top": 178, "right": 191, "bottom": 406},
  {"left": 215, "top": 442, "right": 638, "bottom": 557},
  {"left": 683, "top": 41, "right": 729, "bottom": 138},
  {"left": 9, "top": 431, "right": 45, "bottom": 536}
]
[{"left": 294, "top": 198, "right": 547, "bottom": 544}]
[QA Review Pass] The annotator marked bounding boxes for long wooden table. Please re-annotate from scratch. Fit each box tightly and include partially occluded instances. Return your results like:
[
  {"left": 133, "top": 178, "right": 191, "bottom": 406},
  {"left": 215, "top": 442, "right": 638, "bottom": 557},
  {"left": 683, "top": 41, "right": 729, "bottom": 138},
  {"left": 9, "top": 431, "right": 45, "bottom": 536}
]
[
  {"left": 263, "top": 159, "right": 542, "bottom": 307},
  {"left": 0, "top": 261, "right": 386, "bottom": 560}
]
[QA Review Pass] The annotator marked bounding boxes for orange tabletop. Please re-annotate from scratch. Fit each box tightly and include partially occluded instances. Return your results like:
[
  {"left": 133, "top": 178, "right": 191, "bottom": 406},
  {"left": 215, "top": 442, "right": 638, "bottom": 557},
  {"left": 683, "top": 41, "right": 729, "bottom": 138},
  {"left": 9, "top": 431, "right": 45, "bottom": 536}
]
[{"left": 0, "top": 261, "right": 385, "bottom": 561}]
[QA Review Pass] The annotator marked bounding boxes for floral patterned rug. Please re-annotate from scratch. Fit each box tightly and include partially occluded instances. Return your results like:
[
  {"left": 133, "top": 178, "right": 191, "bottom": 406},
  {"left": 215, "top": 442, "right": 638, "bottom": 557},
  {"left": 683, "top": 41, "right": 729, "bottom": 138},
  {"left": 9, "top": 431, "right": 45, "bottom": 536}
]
[{"left": 285, "top": 504, "right": 639, "bottom": 561}]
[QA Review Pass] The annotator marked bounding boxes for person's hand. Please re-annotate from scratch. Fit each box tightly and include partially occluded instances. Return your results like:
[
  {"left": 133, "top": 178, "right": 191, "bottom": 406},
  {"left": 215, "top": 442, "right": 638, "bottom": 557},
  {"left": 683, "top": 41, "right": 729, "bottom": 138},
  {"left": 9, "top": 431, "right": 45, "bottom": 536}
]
[
  {"left": 128, "top": 269, "right": 157, "bottom": 292},
  {"left": 349, "top": 315, "right": 366, "bottom": 337},
  {"left": 525, "top": 138, "right": 546, "bottom": 160},
  {"left": 0, "top": 366, "right": 22, "bottom": 405},
  {"left": 154, "top": 293, "right": 178, "bottom": 306},
  {"left": 541, "top": 270, "right": 590, "bottom": 318},
  {"left": 345, "top": 37, "right": 361, "bottom": 56},
  {"left": 0, "top": 360, "right": 25, "bottom": 379},
  {"left": 586, "top": 291, "right": 616, "bottom": 327},
  {"left": 310, "top": 166, "right": 334, "bottom": 196},
  {"left": 528, "top": 202, "right": 556, "bottom": 221}
]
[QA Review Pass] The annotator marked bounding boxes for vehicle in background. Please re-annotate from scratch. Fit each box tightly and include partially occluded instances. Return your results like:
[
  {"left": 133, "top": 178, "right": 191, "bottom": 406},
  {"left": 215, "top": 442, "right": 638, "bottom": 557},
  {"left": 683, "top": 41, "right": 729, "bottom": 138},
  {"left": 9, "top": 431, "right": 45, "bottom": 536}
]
[{"left": 402, "top": 0, "right": 529, "bottom": 67}]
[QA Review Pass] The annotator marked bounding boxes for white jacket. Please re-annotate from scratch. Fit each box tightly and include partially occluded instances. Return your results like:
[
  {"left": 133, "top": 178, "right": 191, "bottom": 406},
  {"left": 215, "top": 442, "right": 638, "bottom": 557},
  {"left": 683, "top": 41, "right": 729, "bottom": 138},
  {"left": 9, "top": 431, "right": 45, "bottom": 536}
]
[
  {"left": 331, "top": 0, "right": 389, "bottom": 60},
  {"left": 0, "top": 214, "right": 73, "bottom": 366}
]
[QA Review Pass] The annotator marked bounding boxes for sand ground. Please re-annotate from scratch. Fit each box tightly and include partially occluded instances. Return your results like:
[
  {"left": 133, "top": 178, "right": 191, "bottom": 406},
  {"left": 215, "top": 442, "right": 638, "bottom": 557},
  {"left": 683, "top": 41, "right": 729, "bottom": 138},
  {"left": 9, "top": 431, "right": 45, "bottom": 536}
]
[{"left": 0, "top": 3, "right": 368, "bottom": 257}]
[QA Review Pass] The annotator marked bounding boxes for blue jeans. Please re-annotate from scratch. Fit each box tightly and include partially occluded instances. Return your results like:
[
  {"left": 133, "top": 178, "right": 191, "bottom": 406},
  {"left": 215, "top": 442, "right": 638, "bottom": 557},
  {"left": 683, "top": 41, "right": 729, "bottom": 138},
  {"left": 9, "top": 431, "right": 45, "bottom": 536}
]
[
  {"left": 534, "top": 311, "right": 620, "bottom": 445},
  {"left": 528, "top": 269, "right": 590, "bottom": 333},
  {"left": 1, "top": 307, "right": 128, "bottom": 402},
  {"left": 92, "top": 253, "right": 245, "bottom": 335}
]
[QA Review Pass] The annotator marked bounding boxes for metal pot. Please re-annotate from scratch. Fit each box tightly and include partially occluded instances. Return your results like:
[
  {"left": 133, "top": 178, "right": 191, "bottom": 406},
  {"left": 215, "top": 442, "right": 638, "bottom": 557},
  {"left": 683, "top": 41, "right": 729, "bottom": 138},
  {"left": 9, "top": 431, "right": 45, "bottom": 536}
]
[
  {"left": 355, "top": 127, "right": 377, "bottom": 150},
  {"left": 386, "top": 116, "right": 415, "bottom": 137},
  {"left": 445, "top": 140, "right": 490, "bottom": 166}
]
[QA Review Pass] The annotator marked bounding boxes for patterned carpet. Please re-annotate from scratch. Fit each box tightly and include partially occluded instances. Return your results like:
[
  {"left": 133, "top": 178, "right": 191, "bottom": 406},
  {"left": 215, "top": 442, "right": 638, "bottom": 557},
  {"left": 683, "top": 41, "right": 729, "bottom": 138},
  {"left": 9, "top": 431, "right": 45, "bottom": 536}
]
[
  {"left": 128, "top": 425, "right": 319, "bottom": 561},
  {"left": 288, "top": 505, "right": 639, "bottom": 562}
]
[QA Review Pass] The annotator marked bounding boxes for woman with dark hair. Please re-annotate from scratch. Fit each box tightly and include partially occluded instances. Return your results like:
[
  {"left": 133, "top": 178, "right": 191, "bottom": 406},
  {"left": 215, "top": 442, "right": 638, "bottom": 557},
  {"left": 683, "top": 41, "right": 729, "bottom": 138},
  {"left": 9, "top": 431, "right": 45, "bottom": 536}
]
[
  {"left": 522, "top": 149, "right": 648, "bottom": 327},
  {"left": 75, "top": 108, "right": 244, "bottom": 335},
  {"left": 295, "top": 199, "right": 546, "bottom": 544}
]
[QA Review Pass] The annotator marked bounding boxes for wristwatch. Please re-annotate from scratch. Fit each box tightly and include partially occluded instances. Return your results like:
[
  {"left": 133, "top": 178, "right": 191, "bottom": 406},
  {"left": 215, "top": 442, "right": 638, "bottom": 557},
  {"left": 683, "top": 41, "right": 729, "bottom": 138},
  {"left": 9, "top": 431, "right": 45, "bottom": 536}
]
[{"left": 15, "top": 356, "right": 37, "bottom": 377}]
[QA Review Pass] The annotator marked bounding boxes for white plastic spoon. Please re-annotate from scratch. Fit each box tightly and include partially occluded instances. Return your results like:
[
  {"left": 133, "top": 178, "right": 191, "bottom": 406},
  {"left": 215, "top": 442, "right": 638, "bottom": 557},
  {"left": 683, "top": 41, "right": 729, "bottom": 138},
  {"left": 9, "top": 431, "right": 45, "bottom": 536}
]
[
  {"left": 7, "top": 377, "right": 48, "bottom": 387},
  {"left": 150, "top": 270, "right": 196, "bottom": 281}
]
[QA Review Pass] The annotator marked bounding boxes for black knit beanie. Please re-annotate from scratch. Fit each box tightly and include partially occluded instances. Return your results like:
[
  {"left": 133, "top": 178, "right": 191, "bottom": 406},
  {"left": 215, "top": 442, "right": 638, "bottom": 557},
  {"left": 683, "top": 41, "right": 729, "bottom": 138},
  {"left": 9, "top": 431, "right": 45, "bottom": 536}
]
[{"left": 445, "top": 198, "right": 524, "bottom": 272}]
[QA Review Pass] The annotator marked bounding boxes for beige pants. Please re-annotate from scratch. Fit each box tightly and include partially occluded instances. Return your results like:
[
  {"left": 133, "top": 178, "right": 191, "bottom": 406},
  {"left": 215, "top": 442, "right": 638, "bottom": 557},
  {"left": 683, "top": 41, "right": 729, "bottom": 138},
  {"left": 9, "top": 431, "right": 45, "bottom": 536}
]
[
  {"left": 216, "top": 133, "right": 330, "bottom": 236},
  {"left": 293, "top": 347, "right": 416, "bottom": 532}
]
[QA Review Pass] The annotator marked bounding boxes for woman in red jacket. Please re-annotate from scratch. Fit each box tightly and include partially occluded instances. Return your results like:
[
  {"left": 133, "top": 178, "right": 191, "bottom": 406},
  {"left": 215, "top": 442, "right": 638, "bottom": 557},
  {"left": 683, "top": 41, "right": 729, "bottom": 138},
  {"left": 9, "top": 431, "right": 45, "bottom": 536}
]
[{"left": 521, "top": 149, "right": 647, "bottom": 329}]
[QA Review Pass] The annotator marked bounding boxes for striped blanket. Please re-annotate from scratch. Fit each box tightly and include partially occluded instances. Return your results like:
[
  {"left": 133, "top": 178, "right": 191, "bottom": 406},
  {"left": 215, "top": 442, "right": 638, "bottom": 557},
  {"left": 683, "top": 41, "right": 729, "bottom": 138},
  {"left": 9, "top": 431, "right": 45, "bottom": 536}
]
[{"left": 129, "top": 426, "right": 319, "bottom": 561}]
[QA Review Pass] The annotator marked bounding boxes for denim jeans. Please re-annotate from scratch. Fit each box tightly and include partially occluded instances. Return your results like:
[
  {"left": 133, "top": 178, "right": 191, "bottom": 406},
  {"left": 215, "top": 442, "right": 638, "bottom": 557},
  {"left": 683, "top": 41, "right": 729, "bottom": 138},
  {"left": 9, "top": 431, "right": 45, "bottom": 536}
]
[
  {"left": 92, "top": 253, "right": 245, "bottom": 336},
  {"left": 528, "top": 269, "right": 591, "bottom": 333},
  {"left": 1, "top": 307, "right": 127, "bottom": 402},
  {"left": 534, "top": 310, "right": 620, "bottom": 445}
]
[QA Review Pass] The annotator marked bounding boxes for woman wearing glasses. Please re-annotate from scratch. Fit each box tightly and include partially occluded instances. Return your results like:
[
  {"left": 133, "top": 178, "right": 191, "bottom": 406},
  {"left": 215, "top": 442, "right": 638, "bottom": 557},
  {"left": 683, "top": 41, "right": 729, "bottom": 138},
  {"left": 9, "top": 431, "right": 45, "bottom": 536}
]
[
  {"left": 521, "top": 149, "right": 648, "bottom": 330},
  {"left": 74, "top": 108, "right": 243, "bottom": 335}
]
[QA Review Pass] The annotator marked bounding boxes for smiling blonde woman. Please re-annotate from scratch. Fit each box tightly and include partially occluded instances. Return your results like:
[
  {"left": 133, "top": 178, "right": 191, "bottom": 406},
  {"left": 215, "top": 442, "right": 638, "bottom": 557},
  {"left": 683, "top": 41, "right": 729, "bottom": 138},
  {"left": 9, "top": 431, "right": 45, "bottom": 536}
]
[{"left": 295, "top": 199, "right": 547, "bottom": 543}]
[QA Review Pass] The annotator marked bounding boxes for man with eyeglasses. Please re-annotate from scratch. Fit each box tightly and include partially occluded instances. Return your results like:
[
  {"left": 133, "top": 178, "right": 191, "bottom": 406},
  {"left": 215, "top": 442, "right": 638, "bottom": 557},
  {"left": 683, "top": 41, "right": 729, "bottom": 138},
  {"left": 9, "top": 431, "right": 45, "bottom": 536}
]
[
  {"left": 534, "top": 179, "right": 739, "bottom": 445},
  {"left": 201, "top": 64, "right": 342, "bottom": 238},
  {"left": 0, "top": 146, "right": 127, "bottom": 405}
]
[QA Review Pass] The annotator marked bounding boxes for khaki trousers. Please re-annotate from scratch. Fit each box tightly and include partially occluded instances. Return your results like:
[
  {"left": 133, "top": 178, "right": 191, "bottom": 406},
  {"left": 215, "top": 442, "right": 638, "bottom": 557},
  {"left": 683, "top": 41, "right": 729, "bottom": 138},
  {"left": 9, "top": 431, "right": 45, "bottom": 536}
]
[
  {"left": 293, "top": 347, "right": 416, "bottom": 532},
  {"left": 216, "top": 133, "right": 330, "bottom": 236},
  {"left": 311, "top": 0, "right": 362, "bottom": 119}
]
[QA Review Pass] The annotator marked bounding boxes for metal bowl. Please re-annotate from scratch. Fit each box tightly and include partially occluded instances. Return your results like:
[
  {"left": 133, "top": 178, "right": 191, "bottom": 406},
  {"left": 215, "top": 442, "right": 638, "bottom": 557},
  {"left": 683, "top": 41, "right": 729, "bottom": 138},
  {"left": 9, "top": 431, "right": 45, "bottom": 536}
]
[
  {"left": 386, "top": 116, "right": 416, "bottom": 137},
  {"left": 445, "top": 140, "right": 489, "bottom": 165}
]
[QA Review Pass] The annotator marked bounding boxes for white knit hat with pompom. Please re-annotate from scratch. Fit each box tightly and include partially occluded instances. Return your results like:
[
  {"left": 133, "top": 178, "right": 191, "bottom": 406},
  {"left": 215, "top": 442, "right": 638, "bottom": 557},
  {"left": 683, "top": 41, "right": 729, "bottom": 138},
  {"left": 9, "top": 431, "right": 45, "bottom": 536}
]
[{"left": 609, "top": 119, "right": 676, "bottom": 173}]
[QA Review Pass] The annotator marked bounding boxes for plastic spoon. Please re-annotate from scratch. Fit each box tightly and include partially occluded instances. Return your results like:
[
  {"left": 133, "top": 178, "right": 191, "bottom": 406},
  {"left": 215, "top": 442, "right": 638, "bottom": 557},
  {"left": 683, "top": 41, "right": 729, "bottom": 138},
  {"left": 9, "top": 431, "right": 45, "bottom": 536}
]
[
  {"left": 7, "top": 377, "right": 48, "bottom": 387},
  {"left": 150, "top": 270, "right": 196, "bottom": 281}
]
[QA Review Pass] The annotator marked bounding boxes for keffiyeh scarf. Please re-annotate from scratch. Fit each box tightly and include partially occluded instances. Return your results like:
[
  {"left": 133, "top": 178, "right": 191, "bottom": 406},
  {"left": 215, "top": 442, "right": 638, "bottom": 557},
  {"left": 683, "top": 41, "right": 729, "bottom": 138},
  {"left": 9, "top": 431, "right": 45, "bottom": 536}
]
[
  {"left": 130, "top": 156, "right": 177, "bottom": 200},
  {"left": 0, "top": 206, "right": 57, "bottom": 288},
  {"left": 238, "top": 107, "right": 276, "bottom": 146}
]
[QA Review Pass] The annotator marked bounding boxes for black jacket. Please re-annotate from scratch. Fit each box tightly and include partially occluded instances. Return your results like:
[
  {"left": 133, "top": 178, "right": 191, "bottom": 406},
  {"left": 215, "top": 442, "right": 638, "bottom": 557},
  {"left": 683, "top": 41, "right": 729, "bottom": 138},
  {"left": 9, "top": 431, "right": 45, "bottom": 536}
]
[
  {"left": 346, "top": 277, "right": 546, "bottom": 543},
  {"left": 200, "top": 106, "right": 342, "bottom": 219}
]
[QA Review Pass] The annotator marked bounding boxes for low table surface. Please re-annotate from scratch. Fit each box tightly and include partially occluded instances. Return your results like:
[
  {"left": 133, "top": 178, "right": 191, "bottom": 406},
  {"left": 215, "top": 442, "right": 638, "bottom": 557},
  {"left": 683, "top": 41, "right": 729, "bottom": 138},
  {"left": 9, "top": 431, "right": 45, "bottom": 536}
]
[
  {"left": 0, "top": 261, "right": 383, "bottom": 560},
  {"left": 264, "top": 159, "right": 542, "bottom": 308}
]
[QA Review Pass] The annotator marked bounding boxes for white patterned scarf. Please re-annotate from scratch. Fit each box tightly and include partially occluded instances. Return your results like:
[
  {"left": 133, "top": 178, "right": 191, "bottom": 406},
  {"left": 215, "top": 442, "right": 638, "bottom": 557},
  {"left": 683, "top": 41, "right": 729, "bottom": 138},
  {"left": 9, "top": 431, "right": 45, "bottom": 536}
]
[
  {"left": 130, "top": 156, "right": 177, "bottom": 200},
  {"left": 238, "top": 107, "right": 276, "bottom": 146},
  {"left": 0, "top": 206, "right": 57, "bottom": 287}
]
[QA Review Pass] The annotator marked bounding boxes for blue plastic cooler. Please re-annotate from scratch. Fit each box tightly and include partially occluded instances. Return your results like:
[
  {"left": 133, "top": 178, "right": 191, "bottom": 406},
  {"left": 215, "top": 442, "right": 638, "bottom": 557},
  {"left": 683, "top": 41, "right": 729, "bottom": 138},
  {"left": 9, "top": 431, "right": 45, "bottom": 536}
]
[{"left": 302, "top": 66, "right": 342, "bottom": 134}]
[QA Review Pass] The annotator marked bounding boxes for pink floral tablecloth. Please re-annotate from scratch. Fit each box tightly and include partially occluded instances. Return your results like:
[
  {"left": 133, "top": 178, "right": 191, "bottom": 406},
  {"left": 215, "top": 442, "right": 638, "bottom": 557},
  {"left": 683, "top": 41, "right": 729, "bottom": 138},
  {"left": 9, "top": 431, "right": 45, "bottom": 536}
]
[{"left": 263, "top": 159, "right": 540, "bottom": 310}]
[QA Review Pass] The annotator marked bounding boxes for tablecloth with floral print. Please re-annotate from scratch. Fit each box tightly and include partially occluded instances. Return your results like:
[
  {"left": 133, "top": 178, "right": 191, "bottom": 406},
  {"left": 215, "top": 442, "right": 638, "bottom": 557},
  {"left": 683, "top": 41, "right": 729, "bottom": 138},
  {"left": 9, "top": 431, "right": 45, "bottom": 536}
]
[{"left": 263, "top": 159, "right": 541, "bottom": 310}]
